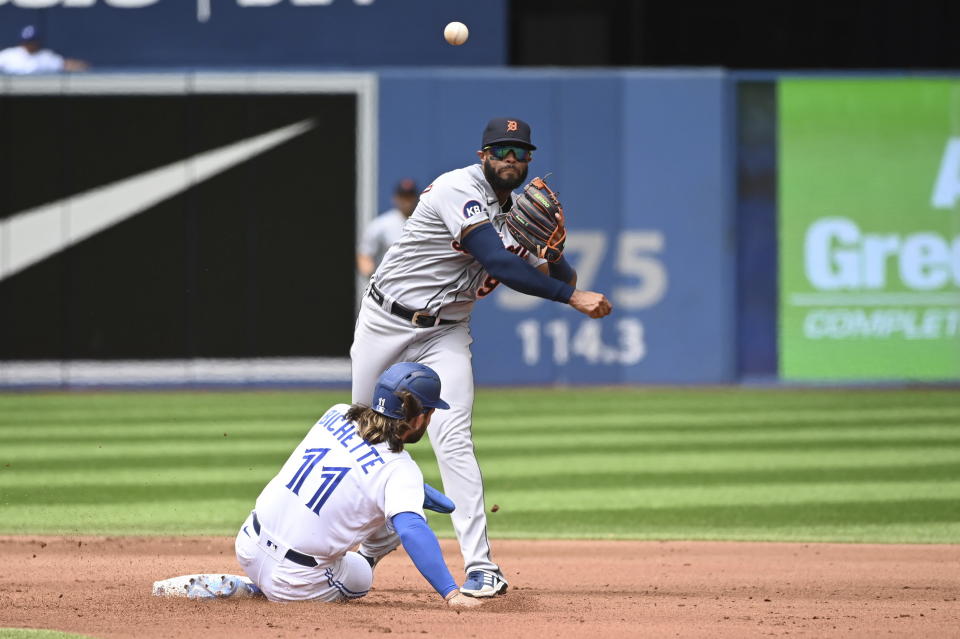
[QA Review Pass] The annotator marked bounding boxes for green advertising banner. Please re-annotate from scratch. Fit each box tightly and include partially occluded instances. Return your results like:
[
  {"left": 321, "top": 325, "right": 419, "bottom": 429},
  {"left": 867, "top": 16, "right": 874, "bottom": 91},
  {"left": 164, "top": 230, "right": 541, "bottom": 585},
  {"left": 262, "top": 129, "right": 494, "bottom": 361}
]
[{"left": 779, "top": 79, "right": 960, "bottom": 380}]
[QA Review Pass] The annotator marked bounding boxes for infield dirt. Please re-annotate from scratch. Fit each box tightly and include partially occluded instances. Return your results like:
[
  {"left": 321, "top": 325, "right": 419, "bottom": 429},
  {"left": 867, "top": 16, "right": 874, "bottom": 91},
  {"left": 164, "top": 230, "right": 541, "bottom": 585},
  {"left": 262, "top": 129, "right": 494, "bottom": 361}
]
[{"left": 1, "top": 536, "right": 958, "bottom": 638}]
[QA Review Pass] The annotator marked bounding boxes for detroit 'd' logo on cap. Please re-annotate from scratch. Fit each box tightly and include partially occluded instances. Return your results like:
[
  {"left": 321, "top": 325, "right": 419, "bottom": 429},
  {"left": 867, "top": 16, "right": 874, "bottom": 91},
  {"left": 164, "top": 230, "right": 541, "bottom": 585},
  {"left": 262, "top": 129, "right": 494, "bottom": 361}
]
[{"left": 462, "top": 200, "right": 482, "bottom": 219}]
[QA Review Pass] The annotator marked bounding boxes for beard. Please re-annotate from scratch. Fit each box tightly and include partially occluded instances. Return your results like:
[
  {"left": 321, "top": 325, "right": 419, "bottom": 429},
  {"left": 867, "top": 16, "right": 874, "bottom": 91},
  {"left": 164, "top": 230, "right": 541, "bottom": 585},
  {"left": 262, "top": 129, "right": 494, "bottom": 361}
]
[{"left": 483, "top": 157, "right": 528, "bottom": 192}]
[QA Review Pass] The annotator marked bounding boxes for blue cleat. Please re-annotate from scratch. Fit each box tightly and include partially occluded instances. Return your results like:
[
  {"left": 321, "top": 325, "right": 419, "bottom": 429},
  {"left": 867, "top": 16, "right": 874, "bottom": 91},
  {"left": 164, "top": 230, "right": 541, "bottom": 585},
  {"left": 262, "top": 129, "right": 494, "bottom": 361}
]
[{"left": 460, "top": 570, "right": 507, "bottom": 598}]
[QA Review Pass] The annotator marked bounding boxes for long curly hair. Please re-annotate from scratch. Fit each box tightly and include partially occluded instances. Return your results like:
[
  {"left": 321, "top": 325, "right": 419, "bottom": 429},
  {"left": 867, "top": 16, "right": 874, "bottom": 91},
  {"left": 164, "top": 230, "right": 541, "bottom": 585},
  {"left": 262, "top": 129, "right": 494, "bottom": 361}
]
[{"left": 345, "top": 391, "right": 424, "bottom": 453}]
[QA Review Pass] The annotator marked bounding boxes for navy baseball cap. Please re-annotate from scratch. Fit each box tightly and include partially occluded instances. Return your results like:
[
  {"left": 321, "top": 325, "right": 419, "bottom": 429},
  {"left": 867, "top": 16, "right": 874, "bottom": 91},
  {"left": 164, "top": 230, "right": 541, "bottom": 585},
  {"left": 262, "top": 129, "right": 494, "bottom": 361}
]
[
  {"left": 481, "top": 117, "right": 536, "bottom": 150},
  {"left": 394, "top": 178, "right": 418, "bottom": 196},
  {"left": 20, "top": 25, "right": 41, "bottom": 42},
  {"left": 372, "top": 362, "right": 450, "bottom": 419}
]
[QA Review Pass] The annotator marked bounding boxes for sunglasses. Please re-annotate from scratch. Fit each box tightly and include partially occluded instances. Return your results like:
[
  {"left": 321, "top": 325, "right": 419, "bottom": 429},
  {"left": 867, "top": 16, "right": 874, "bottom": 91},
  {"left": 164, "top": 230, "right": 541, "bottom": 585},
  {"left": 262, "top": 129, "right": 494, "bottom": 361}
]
[{"left": 484, "top": 145, "right": 533, "bottom": 162}]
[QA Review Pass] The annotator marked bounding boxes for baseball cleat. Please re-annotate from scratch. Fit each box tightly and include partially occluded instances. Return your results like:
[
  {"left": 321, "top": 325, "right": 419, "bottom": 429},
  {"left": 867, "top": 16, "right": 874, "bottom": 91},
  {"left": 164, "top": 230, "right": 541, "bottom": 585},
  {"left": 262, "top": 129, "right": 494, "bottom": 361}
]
[
  {"left": 184, "top": 575, "right": 256, "bottom": 599},
  {"left": 460, "top": 570, "right": 508, "bottom": 598},
  {"left": 152, "top": 574, "right": 262, "bottom": 599}
]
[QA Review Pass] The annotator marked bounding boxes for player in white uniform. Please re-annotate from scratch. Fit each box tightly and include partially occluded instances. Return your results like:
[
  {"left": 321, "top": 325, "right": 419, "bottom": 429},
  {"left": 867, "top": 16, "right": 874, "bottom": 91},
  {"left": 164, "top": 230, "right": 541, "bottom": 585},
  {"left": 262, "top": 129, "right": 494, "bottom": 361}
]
[
  {"left": 356, "top": 178, "right": 420, "bottom": 278},
  {"left": 0, "top": 25, "right": 87, "bottom": 75},
  {"left": 235, "top": 362, "right": 482, "bottom": 608},
  {"left": 351, "top": 117, "right": 612, "bottom": 597}
]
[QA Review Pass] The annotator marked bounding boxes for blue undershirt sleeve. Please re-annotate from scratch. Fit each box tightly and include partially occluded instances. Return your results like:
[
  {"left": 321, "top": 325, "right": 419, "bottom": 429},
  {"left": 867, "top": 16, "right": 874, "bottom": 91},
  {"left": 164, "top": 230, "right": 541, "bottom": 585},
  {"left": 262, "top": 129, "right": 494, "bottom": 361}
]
[
  {"left": 391, "top": 511, "right": 458, "bottom": 599},
  {"left": 461, "top": 223, "right": 575, "bottom": 303}
]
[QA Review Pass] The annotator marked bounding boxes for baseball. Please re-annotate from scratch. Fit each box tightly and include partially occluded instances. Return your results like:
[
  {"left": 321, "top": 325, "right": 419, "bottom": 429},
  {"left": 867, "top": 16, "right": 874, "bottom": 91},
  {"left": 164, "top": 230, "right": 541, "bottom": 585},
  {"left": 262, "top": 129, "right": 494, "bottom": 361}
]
[{"left": 444, "top": 21, "right": 469, "bottom": 46}]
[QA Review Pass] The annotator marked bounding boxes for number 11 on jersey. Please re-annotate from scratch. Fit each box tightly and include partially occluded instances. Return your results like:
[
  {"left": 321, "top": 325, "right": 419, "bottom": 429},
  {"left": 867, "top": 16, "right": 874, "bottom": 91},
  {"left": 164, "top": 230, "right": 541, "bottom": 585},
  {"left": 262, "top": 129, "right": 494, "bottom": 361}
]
[
  {"left": 285, "top": 447, "right": 351, "bottom": 515},
  {"left": 286, "top": 448, "right": 330, "bottom": 494}
]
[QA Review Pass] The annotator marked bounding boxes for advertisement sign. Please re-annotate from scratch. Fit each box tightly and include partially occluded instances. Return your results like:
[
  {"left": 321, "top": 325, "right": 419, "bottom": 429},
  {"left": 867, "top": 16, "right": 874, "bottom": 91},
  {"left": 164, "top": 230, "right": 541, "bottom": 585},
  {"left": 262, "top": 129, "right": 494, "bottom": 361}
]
[
  {"left": 779, "top": 79, "right": 960, "bottom": 380},
  {"left": 0, "top": 74, "right": 369, "bottom": 386}
]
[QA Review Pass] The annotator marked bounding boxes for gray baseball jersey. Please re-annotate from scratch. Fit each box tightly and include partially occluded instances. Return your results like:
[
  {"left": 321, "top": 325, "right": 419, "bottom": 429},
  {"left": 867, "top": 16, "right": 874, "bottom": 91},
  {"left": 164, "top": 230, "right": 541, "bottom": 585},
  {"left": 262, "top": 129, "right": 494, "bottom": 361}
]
[
  {"left": 357, "top": 208, "right": 408, "bottom": 271},
  {"left": 372, "top": 164, "right": 546, "bottom": 320}
]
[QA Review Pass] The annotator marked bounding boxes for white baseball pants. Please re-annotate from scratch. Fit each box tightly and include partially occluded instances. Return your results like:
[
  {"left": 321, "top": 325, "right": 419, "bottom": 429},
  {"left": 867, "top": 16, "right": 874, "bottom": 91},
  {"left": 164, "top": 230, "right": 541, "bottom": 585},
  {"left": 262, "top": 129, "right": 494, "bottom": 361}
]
[{"left": 234, "top": 512, "right": 372, "bottom": 602}]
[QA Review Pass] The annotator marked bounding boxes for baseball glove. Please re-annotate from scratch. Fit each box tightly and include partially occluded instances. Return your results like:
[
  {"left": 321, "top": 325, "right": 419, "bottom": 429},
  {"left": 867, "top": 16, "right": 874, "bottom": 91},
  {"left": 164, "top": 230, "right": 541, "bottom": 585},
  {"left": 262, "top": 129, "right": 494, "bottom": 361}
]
[{"left": 506, "top": 176, "right": 567, "bottom": 263}]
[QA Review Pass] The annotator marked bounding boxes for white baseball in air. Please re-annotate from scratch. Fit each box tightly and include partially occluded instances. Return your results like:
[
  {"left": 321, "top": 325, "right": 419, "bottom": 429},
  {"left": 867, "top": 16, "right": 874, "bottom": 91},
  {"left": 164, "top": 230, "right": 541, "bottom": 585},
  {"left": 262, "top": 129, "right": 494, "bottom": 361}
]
[{"left": 444, "top": 21, "right": 469, "bottom": 46}]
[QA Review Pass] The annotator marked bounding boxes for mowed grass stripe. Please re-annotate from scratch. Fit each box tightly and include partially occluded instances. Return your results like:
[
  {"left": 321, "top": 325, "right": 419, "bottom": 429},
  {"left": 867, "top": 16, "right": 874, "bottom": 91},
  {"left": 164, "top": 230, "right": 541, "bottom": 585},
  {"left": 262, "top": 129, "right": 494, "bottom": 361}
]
[
  {"left": 0, "top": 500, "right": 254, "bottom": 535},
  {"left": 483, "top": 482, "right": 960, "bottom": 510},
  {"left": 0, "top": 412, "right": 323, "bottom": 428},
  {"left": 5, "top": 434, "right": 959, "bottom": 469},
  {"left": 8, "top": 499, "right": 947, "bottom": 539},
  {"left": 474, "top": 497, "right": 960, "bottom": 530},
  {"left": 3, "top": 388, "right": 958, "bottom": 421},
  {"left": 473, "top": 448, "right": 960, "bottom": 476},
  {"left": 6, "top": 444, "right": 960, "bottom": 475},
  {"left": 5, "top": 474, "right": 957, "bottom": 507},
  {"left": 4, "top": 413, "right": 960, "bottom": 443},
  {"left": 443, "top": 522, "right": 960, "bottom": 543},
  {"left": 4, "top": 511, "right": 958, "bottom": 542},
  {"left": 0, "top": 411, "right": 960, "bottom": 446},
  {"left": 477, "top": 408, "right": 960, "bottom": 431},
  {"left": 6, "top": 404, "right": 960, "bottom": 432},
  {"left": 3, "top": 420, "right": 957, "bottom": 450},
  {"left": 0, "top": 422, "right": 310, "bottom": 441},
  {"left": 4, "top": 460, "right": 959, "bottom": 491}
]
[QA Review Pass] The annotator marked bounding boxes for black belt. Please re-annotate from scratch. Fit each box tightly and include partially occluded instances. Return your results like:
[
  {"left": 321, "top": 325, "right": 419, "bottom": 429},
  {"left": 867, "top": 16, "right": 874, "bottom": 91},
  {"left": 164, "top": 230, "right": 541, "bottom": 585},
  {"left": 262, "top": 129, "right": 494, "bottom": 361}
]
[
  {"left": 368, "top": 284, "right": 457, "bottom": 328},
  {"left": 251, "top": 512, "right": 318, "bottom": 568}
]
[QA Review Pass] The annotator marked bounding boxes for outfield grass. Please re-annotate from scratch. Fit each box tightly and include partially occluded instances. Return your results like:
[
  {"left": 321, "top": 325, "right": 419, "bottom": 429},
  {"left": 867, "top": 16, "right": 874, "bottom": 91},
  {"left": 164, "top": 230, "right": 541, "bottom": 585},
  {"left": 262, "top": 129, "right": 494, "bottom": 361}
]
[{"left": 1, "top": 387, "right": 958, "bottom": 543}]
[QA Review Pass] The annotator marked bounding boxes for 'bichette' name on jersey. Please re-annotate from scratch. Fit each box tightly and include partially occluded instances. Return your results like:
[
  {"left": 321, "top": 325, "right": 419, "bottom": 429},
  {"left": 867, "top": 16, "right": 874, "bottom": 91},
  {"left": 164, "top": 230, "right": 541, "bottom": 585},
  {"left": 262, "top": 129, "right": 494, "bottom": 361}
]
[
  {"left": 373, "top": 164, "right": 546, "bottom": 321},
  {"left": 253, "top": 404, "right": 425, "bottom": 566}
]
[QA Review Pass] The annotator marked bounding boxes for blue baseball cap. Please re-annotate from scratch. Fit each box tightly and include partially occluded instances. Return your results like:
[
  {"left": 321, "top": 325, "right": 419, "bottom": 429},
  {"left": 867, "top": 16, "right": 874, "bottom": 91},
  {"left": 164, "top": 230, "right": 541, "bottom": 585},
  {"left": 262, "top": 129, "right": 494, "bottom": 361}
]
[
  {"left": 481, "top": 117, "right": 536, "bottom": 150},
  {"left": 394, "top": 178, "right": 418, "bottom": 196},
  {"left": 372, "top": 362, "right": 450, "bottom": 419},
  {"left": 20, "top": 25, "right": 41, "bottom": 42}
]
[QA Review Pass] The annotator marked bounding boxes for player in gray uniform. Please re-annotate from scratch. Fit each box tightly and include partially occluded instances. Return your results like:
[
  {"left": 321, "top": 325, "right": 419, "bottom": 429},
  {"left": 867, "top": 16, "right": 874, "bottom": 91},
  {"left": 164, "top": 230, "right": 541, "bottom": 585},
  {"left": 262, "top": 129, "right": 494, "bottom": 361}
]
[
  {"left": 356, "top": 178, "right": 420, "bottom": 278},
  {"left": 350, "top": 117, "right": 612, "bottom": 597}
]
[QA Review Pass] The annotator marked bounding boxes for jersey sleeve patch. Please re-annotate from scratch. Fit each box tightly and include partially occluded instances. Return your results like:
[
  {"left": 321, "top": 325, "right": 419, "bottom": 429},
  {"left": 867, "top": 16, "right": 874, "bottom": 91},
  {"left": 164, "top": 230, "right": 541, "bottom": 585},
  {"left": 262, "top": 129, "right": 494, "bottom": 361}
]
[{"left": 462, "top": 200, "right": 483, "bottom": 219}]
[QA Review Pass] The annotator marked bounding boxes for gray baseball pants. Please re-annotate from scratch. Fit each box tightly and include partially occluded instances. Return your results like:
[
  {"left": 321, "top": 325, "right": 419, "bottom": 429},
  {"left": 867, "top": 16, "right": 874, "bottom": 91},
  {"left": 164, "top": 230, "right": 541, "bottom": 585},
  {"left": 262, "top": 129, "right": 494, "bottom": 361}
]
[{"left": 350, "top": 293, "right": 501, "bottom": 579}]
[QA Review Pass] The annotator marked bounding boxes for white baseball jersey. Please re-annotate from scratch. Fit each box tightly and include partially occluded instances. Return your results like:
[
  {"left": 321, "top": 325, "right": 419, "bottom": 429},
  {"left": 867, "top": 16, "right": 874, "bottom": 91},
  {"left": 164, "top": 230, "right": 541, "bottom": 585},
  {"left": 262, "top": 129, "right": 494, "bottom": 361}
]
[
  {"left": 253, "top": 403, "right": 425, "bottom": 563},
  {"left": 373, "top": 163, "right": 546, "bottom": 321},
  {"left": 0, "top": 46, "right": 65, "bottom": 74},
  {"left": 358, "top": 208, "right": 408, "bottom": 270}
]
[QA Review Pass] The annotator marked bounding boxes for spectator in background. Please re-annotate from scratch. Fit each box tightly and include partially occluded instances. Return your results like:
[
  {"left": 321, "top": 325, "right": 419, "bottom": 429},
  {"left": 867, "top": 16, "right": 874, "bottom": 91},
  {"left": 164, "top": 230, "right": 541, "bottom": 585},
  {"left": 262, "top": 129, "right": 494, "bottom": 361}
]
[
  {"left": 0, "top": 25, "right": 88, "bottom": 75},
  {"left": 356, "top": 179, "right": 420, "bottom": 278}
]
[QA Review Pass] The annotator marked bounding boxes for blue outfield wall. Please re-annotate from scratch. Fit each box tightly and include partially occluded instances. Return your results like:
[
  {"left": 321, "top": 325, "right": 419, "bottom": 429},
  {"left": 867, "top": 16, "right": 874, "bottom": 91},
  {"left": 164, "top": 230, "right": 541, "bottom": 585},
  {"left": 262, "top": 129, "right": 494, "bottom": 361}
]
[{"left": 378, "top": 70, "right": 736, "bottom": 385}]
